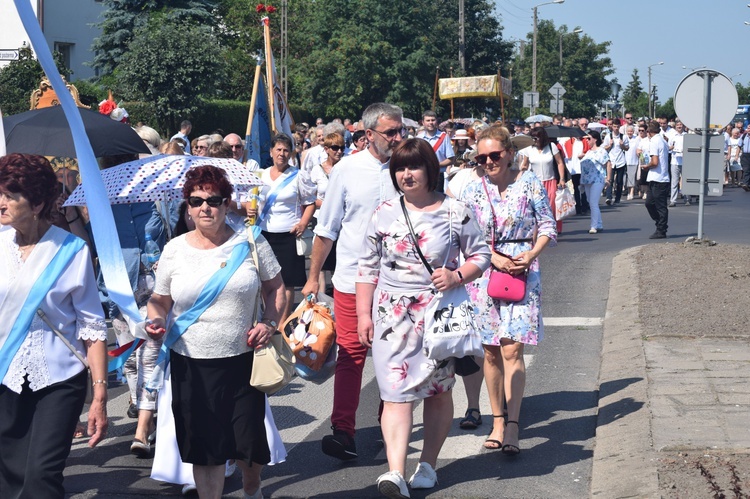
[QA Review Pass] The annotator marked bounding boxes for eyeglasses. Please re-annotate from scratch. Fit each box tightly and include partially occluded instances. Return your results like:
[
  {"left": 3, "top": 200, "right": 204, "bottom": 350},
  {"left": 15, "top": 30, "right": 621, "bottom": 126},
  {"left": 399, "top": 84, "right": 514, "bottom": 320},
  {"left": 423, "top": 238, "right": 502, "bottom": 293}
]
[
  {"left": 327, "top": 145, "right": 345, "bottom": 152},
  {"left": 229, "top": 144, "right": 243, "bottom": 150},
  {"left": 194, "top": 145, "right": 207, "bottom": 151},
  {"left": 187, "top": 196, "right": 226, "bottom": 208},
  {"left": 370, "top": 127, "right": 408, "bottom": 141},
  {"left": 638, "top": 129, "right": 646, "bottom": 133},
  {"left": 474, "top": 150, "right": 506, "bottom": 165},
  {"left": 625, "top": 116, "right": 633, "bottom": 120}
]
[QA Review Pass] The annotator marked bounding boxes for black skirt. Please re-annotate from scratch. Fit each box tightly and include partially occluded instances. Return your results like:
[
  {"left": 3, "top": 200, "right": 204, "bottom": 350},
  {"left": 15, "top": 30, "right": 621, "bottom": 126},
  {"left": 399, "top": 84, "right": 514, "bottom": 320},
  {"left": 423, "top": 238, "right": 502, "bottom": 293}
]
[
  {"left": 170, "top": 351, "right": 270, "bottom": 466},
  {"left": 262, "top": 230, "right": 307, "bottom": 287}
]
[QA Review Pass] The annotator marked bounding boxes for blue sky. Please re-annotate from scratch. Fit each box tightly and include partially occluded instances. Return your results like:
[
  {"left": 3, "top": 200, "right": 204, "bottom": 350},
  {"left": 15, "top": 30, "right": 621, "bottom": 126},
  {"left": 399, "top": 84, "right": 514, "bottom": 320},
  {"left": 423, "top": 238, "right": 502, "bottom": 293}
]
[{"left": 495, "top": 0, "right": 750, "bottom": 105}]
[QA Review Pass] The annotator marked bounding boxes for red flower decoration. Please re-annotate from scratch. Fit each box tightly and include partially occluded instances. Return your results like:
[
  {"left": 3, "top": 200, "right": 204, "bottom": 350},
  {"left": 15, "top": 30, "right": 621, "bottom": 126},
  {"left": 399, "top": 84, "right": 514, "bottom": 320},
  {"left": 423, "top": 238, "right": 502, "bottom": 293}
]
[
  {"left": 99, "top": 100, "right": 117, "bottom": 116},
  {"left": 266, "top": 5, "right": 277, "bottom": 13},
  {"left": 256, "top": 4, "right": 265, "bottom": 12}
]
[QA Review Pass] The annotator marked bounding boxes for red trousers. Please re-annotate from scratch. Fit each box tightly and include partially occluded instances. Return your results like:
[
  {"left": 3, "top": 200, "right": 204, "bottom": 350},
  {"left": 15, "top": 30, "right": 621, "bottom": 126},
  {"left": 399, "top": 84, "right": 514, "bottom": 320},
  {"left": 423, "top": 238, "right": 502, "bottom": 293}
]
[{"left": 331, "top": 289, "right": 369, "bottom": 436}]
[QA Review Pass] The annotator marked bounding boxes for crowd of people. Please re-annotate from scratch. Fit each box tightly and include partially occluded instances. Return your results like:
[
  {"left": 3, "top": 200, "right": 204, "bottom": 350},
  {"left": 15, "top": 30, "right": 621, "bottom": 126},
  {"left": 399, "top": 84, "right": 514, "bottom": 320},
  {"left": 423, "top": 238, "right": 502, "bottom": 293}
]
[{"left": 3, "top": 98, "right": 747, "bottom": 499}]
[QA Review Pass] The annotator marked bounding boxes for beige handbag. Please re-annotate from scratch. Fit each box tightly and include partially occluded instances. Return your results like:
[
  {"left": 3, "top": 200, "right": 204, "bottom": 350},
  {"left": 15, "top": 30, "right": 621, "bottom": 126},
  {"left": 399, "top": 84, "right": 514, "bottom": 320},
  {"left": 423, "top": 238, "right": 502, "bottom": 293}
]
[
  {"left": 246, "top": 227, "right": 295, "bottom": 394},
  {"left": 295, "top": 228, "right": 314, "bottom": 257}
]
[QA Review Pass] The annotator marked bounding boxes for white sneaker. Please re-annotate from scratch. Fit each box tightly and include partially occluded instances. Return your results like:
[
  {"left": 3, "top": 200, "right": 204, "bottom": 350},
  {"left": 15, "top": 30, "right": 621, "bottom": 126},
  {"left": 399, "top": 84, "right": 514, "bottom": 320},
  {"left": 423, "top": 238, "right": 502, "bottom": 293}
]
[
  {"left": 377, "top": 470, "right": 410, "bottom": 498},
  {"left": 225, "top": 460, "right": 237, "bottom": 477},
  {"left": 244, "top": 487, "right": 263, "bottom": 499},
  {"left": 408, "top": 462, "right": 438, "bottom": 489},
  {"left": 181, "top": 484, "right": 197, "bottom": 496},
  {"left": 627, "top": 194, "right": 633, "bottom": 200}
]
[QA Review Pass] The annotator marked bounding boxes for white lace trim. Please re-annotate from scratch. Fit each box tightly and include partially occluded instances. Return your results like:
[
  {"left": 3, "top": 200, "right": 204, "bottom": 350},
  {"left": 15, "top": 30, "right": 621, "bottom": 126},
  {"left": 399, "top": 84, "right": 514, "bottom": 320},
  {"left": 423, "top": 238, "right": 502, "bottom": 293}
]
[
  {"left": 5, "top": 315, "right": 52, "bottom": 394},
  {"left": 77, "top": 318, "right": 108, "bottom": 341}
]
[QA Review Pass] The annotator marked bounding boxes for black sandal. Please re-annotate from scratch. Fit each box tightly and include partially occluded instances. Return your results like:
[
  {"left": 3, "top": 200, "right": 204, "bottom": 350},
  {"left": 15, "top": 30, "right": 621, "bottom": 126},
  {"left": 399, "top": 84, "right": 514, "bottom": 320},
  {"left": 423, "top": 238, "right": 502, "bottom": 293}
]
[
  {"left": 501, "top": 421, "right": 521, "bottom": 456},
  {"left": 482, "top": 414, "right": 505, "bottom": 450},
  {"left": 459, "top": 408, "right": 482, "bottom": 430}
]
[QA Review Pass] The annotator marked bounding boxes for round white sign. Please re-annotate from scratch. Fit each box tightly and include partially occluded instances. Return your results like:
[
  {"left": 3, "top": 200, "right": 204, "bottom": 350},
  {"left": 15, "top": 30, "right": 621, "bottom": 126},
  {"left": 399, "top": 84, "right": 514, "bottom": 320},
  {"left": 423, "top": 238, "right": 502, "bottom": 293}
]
[{"left": 674, "top": 70, "right": 738, "bottom": 130}]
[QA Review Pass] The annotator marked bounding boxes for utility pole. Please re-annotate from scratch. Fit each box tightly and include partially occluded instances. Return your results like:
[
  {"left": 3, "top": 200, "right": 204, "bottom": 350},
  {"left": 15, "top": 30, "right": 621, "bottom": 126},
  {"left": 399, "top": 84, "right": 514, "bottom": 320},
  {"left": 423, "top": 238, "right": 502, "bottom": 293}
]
[
  {"left": 531, "top": 0, "right": 564, "bottom": 114},
  {"left": 458, "top": 0, "right": 465, "bottom": 73},
  {"left": 648, "top": 61, "right": 663, "bottom": 118}
]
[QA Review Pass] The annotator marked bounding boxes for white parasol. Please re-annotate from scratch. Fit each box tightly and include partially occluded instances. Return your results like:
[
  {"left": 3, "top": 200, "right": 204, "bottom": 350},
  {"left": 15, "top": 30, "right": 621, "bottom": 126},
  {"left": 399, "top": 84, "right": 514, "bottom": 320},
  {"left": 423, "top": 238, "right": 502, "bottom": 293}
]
[
  {"left": 525, "top": 114, "right": 553, "bottom": 124},
  {"left": 586, "top": 122, "right": 608, "bottom": 131},
  {"left": 64, "top": 154, "right": 264, "bottom": 207}
]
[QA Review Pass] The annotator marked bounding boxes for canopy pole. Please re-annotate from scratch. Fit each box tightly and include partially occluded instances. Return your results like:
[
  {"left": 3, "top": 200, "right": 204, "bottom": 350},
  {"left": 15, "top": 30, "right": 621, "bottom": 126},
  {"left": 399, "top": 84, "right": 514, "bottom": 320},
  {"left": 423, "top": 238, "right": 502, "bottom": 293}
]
[{"left": 432, "top": 66, "right": 439, "bottom": 111}]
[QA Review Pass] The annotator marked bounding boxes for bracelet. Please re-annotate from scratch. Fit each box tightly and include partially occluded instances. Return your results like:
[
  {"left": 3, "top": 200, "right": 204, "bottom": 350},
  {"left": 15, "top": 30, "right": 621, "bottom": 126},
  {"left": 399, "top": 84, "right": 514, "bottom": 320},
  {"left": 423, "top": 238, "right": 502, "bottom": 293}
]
[
  {"left": 66, "top": 215, "right": 80, "bottom": 224},
  {"left": 92, "top": 379, "right": 107, "bottom": 387},
  {"left": 455, "top": 270, "right": 464, "bottom": 283}
]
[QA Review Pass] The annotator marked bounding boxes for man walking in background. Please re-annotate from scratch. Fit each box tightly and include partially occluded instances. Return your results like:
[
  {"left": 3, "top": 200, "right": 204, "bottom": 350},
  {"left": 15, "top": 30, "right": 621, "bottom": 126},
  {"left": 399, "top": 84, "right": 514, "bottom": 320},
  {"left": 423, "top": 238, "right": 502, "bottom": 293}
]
[{"left": 644, "top": 121, "right": 670, "bottom": 239}]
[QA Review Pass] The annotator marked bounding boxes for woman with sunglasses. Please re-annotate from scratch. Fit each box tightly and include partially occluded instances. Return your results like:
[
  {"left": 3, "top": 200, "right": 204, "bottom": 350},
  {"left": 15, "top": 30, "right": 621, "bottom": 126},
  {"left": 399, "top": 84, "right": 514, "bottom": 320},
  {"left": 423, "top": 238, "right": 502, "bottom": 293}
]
[
  {"left": 459, "top": 125, "right": 556, "bottom": 456},
  {"left": 579, "top": 130, "right": 613, "bottom": 234},
  {"left": 248, "top": 133, "right": 316, "bottom": 323},
  {"left": 310, "top": 133, "right": 345, "bottom": 293},
  {"left": 520, "top": 127, "right": 567, "bottom": 234},
  {"left": 146, "top": 165, "right": 286, "bottom": 499}
]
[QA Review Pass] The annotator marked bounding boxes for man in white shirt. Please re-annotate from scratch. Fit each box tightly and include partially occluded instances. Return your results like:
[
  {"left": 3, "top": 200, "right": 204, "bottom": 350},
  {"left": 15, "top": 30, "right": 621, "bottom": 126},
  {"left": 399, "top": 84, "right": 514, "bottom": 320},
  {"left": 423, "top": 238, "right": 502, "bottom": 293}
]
[
  {"left": 668, "top": 120, "right": 686, "bottom": 206},
  {"left": 644, "top": 121, "right": 670, "bottom": 238},
  {"left": 624, "top": 125, "right": 640, "bottom": 200},
  {"left": 416, "top": 110, "right": 454, "bottom": 192},
  {"left": 301, "top": 103, "right": 404, "bottom": 461},
  {"left": 603, "top": 118, "right": 629, "bottom": 204},
  {"left": 170, "top": 120, "right": 192, "bottom": 154}
]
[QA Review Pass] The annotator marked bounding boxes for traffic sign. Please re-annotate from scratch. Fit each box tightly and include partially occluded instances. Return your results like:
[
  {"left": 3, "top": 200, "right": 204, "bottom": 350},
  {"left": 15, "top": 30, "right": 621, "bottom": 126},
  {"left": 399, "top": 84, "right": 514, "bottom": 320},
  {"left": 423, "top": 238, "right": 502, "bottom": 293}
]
[
  {"left": 674, "top": 70, "right": 737, "bottom": 130},
  {"left": 682, "top": 134, "right": 724, "bottom": 197},
  {"left": 549, "top": 82, "right": 566, "bottom": 97},
  {"left": 0, "top": 49, "right": 20, "bottom": 61},
  {"left": 523, "top": 92, "right": 539, "bottom": 108},
  {"left": 550, "top": 99, "right": 563, "bottom": 114}
]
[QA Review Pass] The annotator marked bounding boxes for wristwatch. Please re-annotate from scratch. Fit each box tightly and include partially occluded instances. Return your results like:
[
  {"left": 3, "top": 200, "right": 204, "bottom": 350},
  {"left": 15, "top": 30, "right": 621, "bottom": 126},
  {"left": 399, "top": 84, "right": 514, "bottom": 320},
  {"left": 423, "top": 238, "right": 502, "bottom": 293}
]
[{"left": 261, "top": 318, "right": 278, "bottom": 330}]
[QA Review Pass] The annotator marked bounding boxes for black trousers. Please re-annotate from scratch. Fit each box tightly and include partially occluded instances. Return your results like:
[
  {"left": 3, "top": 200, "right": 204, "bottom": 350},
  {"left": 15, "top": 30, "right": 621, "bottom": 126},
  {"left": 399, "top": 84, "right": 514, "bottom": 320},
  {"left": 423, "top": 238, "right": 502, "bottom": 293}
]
[
  {"left": 645, "top": 181, "right": 670, "bottom": 234},
  {"left": 0, "top": 370, "right": 87, "bottom": 499},
  {"left": 571, "top": 173, "right": 589, "bottom": 213},
  {"left": 605, "top": 167, "right": 627, "bottom": 203},
  {"left": 741, "top": 153, "right": 750, "bottom": 186}
]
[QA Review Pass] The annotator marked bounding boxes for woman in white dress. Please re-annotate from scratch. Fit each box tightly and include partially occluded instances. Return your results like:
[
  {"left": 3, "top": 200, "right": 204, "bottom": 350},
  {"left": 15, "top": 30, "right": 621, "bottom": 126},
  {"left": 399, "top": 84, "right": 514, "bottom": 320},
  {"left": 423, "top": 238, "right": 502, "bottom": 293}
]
[
  {"left": 356, "top": 138, "right": 490, "bottom": 498},
  {"left": 146, "top": 165, "right": 286, "bottom": 499}
]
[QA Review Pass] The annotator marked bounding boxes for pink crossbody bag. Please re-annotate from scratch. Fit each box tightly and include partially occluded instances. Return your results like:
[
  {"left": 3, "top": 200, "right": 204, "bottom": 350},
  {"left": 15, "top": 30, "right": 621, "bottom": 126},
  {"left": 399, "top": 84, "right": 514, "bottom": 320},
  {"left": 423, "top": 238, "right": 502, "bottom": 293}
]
[{"left": 481, "top": 178, "right": 531, "bottom": 302}]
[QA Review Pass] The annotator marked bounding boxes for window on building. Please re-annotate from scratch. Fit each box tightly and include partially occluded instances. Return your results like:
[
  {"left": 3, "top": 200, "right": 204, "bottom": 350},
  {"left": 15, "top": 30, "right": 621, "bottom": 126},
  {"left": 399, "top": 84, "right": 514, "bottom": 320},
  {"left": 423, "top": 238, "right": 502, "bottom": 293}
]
[{"left": 53, "top": 42, "right": 73, "bottom": 71}]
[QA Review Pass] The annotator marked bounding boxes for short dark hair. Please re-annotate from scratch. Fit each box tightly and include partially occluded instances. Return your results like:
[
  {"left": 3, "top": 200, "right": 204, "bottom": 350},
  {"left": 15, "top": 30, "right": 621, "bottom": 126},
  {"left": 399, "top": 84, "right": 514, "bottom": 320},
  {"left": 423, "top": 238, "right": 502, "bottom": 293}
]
[
  {"left": 422, "top": 110, "right": 437, "bottom": 119},
  {"left": 587, "top": 130, "right": 603, "bottom": 146},
  {"left": 389, "top": 138, "right": 440, "bottom": 192},
  {"left": 180, "top": 120, "right": 192, "bottom": 130},
  {"left": 647, "top": 121, "right": 661, "bottom": 134},
  {"left": 529, "top": 126, "right": 550, "bottom": 149},
  {"left": 183, "top": 164, "right": 233, "bottom": 200},
  {"left": 0, "top": 153, "right": 58, "bottom": 221},
  {"left": 270, "top": 133, "right": 293, "bottom": 151},
  {"left": 352, "top": 130, "right": 366, "bottom": 142}
]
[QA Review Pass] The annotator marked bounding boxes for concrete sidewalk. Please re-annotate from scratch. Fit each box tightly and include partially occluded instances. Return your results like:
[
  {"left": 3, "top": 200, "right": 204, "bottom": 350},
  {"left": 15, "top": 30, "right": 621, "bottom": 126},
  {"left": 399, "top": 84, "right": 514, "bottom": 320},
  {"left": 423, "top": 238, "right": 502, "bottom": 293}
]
[{"left": 590, "top": 246, "right": 750, "bottom": 498}]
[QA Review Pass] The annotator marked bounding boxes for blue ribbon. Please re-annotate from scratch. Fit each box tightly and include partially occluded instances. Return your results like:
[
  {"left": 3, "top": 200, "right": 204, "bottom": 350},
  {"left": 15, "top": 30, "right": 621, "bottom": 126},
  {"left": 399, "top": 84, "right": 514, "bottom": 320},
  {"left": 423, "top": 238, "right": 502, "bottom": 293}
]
[
  {"left": 13, "top": 0, "right": 141, "bottom": 323},
  {"left": 252, "top": 169, "right": 298, "bottom": 239},
  {"left": 0, "top": 234, "right": 84, "bottom": 381},
  {"left": 146, "top": 241, "right": 250, "bottom": 391}
]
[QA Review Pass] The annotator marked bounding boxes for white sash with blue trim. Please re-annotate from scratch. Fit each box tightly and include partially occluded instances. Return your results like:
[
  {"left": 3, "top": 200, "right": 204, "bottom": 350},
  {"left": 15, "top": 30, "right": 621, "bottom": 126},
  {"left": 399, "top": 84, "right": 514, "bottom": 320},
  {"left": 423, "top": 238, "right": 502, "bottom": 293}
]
[{"left": 0, "top": 226, "right": 84, "bottom": 381}]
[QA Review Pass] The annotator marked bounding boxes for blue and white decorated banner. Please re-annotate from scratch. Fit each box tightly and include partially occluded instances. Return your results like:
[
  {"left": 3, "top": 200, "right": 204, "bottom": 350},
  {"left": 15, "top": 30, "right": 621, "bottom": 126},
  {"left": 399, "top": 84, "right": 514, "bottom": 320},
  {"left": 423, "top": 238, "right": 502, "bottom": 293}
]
[
  {"left": 246, "top": 69, "right": 273, "bottom": 169},
  {"left": 13, "top": 0, "right": 141, "bottom": 323}
]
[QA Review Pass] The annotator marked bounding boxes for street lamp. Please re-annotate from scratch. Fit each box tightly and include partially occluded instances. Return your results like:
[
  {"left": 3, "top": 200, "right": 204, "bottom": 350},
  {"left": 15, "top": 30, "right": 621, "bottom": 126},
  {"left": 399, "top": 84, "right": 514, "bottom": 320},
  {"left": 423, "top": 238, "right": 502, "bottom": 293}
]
[
  {"left": 648, "top": 61, "right": 664, "bottom": 118},
  {"left": 559, "top": 28, "right": 583, "bottom": 72},
  {"left": 682, "top": 65, "right": 707, "bottom": 71},
  {"left": 731, "top": 73, "right": 743, "bottom": 81},
  {"left": 532, "top": 0, "right": 565, "bottom": 113}
]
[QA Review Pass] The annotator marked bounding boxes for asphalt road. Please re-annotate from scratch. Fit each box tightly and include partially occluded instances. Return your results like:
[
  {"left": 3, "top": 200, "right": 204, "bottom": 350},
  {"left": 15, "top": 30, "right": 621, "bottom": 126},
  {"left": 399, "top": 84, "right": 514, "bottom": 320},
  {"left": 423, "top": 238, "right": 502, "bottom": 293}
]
[{"left": 63, "top": 185, "right": 750, "bottom": 498}]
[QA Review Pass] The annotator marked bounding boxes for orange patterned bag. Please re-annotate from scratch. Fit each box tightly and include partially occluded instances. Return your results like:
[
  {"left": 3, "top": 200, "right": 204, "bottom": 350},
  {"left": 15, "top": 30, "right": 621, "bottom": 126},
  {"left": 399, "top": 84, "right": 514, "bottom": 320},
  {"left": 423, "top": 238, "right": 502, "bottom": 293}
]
[{"left": 281, "top": 297, "right": 336, "bottom": 371}]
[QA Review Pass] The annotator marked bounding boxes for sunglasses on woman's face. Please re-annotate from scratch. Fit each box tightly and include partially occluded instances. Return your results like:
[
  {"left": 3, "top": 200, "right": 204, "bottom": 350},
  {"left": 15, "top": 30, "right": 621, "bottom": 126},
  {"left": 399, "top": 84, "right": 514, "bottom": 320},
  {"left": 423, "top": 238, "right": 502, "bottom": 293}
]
[
  {"left": 187, "top": 196, "right": 225, "bottom": 208},
  {"left": 327, "top": 145, "right": 345, "bottom": 152},
  {"left": 474, "top": 150, "right": 506, "bottom": 165}
]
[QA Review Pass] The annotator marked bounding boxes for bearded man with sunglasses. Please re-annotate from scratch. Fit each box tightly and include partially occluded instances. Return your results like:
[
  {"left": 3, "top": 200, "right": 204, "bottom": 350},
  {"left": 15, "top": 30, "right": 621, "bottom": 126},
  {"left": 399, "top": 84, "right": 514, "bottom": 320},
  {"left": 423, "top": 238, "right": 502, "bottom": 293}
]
[{"left": 301, "top": 103, "right": 404, "bottom": 461}]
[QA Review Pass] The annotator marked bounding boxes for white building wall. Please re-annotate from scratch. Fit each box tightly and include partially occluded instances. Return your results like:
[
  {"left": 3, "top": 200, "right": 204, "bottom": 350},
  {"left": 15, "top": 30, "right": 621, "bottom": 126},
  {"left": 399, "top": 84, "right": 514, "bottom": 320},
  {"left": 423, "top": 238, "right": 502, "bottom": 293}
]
[{"left": 0, "top": 0, "right": 105, "bottom": 81}]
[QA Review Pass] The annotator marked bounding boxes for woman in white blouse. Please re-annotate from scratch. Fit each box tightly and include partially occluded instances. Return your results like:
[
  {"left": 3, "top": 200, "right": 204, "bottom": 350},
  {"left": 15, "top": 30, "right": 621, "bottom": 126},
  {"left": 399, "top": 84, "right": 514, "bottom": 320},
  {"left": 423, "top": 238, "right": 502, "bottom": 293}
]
[
  {"left": 0, "top": 153, "right": 108, "bottom": 498},
  {"left": 520, "top": 127, "right": 566, "bottom": 233},
  {"left": 146, "top": 165, "right": 286, "bottom": 499},
  {"left": 249, "top": 133, "right": 316, "bottom": 322},
  {"left": 310, "top": 133, "right": 345, "bottom": 292}
]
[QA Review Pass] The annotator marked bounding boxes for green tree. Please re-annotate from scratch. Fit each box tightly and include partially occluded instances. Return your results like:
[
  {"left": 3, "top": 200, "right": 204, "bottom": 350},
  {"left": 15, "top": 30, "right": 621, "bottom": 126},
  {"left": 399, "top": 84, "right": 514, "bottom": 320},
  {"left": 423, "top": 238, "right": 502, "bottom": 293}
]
[
  {"left": 116, "top": 18, "right": 225, "bottom": 134},
  {"left": 622, "top": 68, "right": 648, "bottom": 118},
  {"left": 736, "top": 81, "right": 750, "bottom": 104},
  {"left": 0, "top": 46, "right": 71, "bottom": 116},
  {"left": 510, "top": 20, "right": 613, "bottom": 119},
  {"left": 654, "top": 98, "right": 675, "bottom": 120},
  {"left": 91, "top": 0, "right": 217, "bottom": 81}
]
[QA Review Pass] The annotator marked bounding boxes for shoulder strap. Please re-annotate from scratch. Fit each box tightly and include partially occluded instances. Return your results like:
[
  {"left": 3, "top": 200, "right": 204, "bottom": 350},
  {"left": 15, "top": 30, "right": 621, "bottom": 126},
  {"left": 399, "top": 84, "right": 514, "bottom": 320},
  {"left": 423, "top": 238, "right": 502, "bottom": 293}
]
[{"left": 400, "top": 196, "right": 433, "bottom": 275}]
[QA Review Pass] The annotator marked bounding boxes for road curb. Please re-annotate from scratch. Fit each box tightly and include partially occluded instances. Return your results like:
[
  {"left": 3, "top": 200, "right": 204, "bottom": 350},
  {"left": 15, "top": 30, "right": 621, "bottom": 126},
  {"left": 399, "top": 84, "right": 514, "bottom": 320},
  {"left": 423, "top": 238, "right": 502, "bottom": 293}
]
[{"left": 590, "top": 247, "right": 659, "bottom": 498}]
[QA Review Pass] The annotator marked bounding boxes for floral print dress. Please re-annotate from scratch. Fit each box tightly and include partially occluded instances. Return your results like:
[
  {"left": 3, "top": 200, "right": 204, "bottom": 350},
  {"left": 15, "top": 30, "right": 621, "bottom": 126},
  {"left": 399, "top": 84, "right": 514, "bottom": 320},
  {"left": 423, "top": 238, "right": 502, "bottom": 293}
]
[
  {"left": 356, "top": 196, "right": 490, "bottom": 402},
  {"left": 459, "top": 170, "right": 557, "bottom": 346}
]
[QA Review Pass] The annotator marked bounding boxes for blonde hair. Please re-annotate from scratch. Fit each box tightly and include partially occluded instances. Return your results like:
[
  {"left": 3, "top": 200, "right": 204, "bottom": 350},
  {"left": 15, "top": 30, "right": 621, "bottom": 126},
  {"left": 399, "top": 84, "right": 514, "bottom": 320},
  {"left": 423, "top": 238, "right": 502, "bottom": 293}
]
[{"left": 476, "top": 125, "right": 513, "bottom": 151}]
